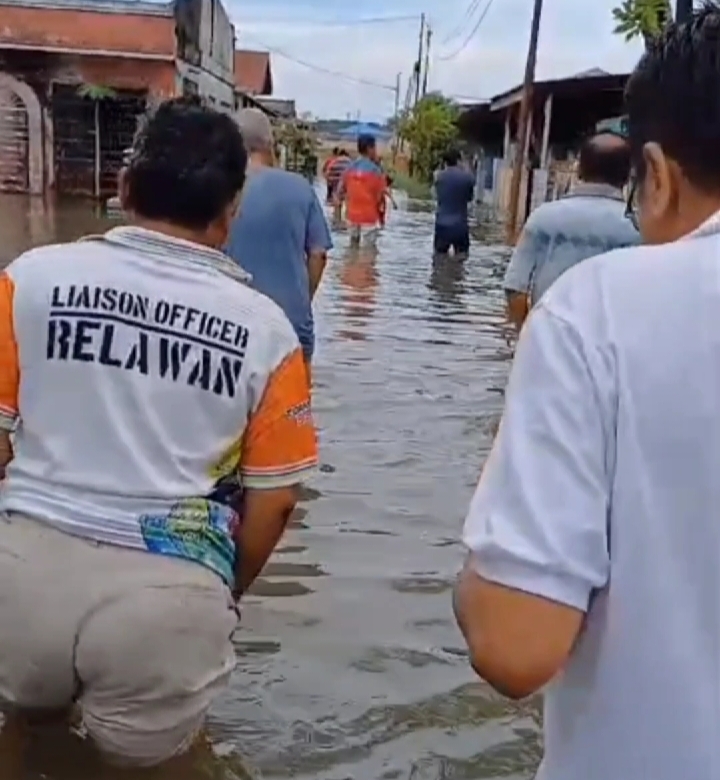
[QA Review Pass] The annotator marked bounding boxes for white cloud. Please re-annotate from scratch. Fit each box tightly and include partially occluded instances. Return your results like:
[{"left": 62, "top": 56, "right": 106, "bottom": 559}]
[{"left": 229, "top": 0, "right": 644, "bottom": 119}]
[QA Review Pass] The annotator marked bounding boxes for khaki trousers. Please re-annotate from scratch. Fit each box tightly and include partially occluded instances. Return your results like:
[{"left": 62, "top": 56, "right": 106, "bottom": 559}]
[{"left": 0, "top": 512, "right": 238, "bottom": 767}]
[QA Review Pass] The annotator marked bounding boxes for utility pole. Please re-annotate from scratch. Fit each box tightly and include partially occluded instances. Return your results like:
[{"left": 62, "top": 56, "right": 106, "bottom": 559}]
[
  {"left": 393, "top": 73, "right": 402, "bottom": 120},
  {"left": 505, "top": 0, "right": 544, "bottom": 245},
  {"left": 676, "top": 0, "right": 693, "bottom": 23},
  {"left": 392, "top": 72, "right": 402, "bottom": 162},
  {"left": 413, "top": 13, "right": 425, "bottom": 108},
  {"left": 421, "top": 24, "right": 432, "bottom": 97}
]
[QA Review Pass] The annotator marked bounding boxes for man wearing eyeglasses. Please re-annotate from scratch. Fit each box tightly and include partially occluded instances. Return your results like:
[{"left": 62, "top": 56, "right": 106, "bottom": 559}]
[
  {"left": 456, "top": 7, "right": 720, "bottom": 778},
  {"left": 503, "top": 132, "right": 639, "bottom": 332}
]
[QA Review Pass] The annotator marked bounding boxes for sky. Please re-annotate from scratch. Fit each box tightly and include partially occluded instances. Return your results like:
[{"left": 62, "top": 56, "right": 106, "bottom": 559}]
[{"left": 228, "top": 0, "right": 645, "bottom": 120}]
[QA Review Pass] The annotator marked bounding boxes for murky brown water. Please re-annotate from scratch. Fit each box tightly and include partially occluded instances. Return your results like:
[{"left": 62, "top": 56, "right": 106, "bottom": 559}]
[{"left": 0, "top": 193, "right": 541, "bottom": 780}]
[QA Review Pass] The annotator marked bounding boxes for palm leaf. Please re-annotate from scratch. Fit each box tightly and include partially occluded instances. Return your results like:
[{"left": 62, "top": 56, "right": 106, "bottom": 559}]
[{"left": 77, "top": 83, "right": 117, "bottom": 101}]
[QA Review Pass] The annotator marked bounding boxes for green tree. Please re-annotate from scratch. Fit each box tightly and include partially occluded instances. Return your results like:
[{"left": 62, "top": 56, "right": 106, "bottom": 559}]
[
  {"left": 611, "top": 0, "right": 671, "bottom": 44},
  {"left": 398, "top": 93, "right": 459, "bottom": 182}
]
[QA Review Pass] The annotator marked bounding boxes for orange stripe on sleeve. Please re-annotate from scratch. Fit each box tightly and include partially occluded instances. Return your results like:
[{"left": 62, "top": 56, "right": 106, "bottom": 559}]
[
  {"left": 240, "top": 347, "right": 317, "bottom": 488},
  {"left": 0, "top": 273, "right": 18, "bottom": 430}
]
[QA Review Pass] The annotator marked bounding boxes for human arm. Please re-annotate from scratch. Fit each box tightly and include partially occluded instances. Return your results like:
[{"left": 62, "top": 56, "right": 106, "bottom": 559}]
[
  {"left": 334, "top": 170, "right": 348, "bottom": 205},
  {"left": 0, "top": 273, "right": 18, "bottom": 474},
  {"left": 236, "top": 344, "right": 317, "bottom": 594},
  {"left": 454, "top": 302, "right": 611, "bottom": 699},
  {"left": 305, "top": 189, "right": 332, "bottom": 299},
  {"left": 374, "top": 172, "right": 389, "bottom": 219},
  {"left": 503, "top": 214, "right": 543, "bottom": 332}
]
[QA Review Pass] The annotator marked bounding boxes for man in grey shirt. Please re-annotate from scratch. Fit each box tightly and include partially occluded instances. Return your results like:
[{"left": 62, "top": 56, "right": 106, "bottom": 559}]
[{"left": 504, "top": 132, "right": 638, "bottom": 331}]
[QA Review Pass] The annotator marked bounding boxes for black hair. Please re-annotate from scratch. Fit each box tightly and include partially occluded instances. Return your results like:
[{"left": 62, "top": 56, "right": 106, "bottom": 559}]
[
  {"left": 577, "top": 133, "right": 631, "bottom": 189},
  {"left": 357, "top": 134, "right": 376, "bottom": 155},
  {"left": 332, "top": 146, "right": 340, "bottom": 156},
  {"left": 442, "top": 147, "right": 461, "bottom": 166},
  {"left": 124, "top": 97, "right": 247, "bottom": 230},
  {"left": 339, "top": 148, "right": 349, "bottom": 156},
  {"left": 625, "top": 2, "right": 720, "bottom": 193}
]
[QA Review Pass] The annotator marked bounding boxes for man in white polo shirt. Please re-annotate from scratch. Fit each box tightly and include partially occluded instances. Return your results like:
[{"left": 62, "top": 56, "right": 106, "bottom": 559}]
[
  {"left": 455, "top": 7, "right": 720, "bottom": 779},
  {"left": 0, "top": 98, "right": 316, "bottom": 768}
]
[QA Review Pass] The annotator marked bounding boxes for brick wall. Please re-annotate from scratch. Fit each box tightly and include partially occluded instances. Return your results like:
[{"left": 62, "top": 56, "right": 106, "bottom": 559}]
[{"left": 0, "top": 6, "right": 175, "bottom": 56}]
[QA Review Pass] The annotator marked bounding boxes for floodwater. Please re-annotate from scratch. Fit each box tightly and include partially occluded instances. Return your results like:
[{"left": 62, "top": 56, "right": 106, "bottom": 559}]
[{"left": 0, "top": 193, "right": 541, "bottom": 780}]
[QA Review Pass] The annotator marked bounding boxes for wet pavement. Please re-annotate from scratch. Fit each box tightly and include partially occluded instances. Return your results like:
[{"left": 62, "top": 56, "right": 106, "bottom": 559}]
[{"left": 0, "top": 193, "right": 541, "bottom": 780}]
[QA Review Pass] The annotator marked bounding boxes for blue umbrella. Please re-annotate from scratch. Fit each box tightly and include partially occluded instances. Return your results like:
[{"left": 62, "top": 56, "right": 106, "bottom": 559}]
[{"left": 338, "top": 122, "right": 392, "bottom": 140}]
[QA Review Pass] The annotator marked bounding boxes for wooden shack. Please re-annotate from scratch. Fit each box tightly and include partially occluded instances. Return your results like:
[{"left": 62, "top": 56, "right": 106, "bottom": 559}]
[{"left": 458, "top": 68, "right": 629, "bottom": 221}]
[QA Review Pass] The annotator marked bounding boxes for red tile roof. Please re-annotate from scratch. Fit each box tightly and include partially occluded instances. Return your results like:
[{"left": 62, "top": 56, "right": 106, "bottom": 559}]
[{"left": 234, "top": 50, "right": 272, "bottom": 95}]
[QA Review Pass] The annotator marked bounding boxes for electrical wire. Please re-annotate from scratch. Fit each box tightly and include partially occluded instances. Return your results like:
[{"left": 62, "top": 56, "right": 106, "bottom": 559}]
[
  {"left": 448, "top": 93, "right": 490, "bottom": 102},
  {"left": 238, "top": 14, "right": 421, "bottom": 28},
  {"left": 440, "top": 0, "right": 483, "bottom": 45},
  {"left": 437, "top": 0, "right": 498, "bottom": 61},
  {"left": 240, "top": 33, "right": 398, "bottom": 92}
]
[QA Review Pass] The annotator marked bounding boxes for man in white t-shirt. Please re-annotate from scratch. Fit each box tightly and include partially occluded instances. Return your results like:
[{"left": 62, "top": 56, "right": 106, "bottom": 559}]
[
  {"left": 455, "top": 8, "right": 720, "bottom": 779},
  {"left": 0, "top": 98, "right": 317, "bottom": 768}
]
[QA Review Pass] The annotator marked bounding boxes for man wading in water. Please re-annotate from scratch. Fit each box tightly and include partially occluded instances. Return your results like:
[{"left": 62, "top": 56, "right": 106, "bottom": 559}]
[
  {"left": 226, "top": 108, "right": 331, "bottom": 384},
  {"left": 455, "top": 6, "right": 720, "bottom": 779},
  {"left": 503, "top": 131, "right": 638, "bottom": 332},
  {"left": 432, "top": 148, "right": 475, "bottom": 257},
  {"left": 0, "top": 97, "right": 317, "bottom": 772},
  {"left": 336, "top": 134, "right": 387, "bottom": 249}
]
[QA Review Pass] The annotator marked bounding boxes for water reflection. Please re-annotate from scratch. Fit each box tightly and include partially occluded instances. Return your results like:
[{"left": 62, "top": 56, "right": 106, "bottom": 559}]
[
  {"left": 335, "top": 245, "right": 378, "bottom": 343},
  {"left": 0, "top": 195, "right": 113, "bottom": 267},
  {"left": 0, "top": 192, "right": 538, "bottom": 780},
  {"left": 428, "top": 254, "right": 467, "bottom": 309}
]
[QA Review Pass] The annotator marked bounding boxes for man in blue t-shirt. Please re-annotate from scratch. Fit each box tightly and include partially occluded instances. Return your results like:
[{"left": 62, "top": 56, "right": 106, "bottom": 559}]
[
  {"left": 433, "top": 148, "right": 475, "bottom": 256},
  {"left": 226, "top": 109, "right": 332, "bottom": 379}
]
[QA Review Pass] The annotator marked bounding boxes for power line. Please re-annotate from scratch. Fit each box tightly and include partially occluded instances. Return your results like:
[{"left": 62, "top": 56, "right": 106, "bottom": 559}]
[
  {"left": 438, "top": 0, "right": 498, "bottom": 61},
  {"left": 440, "top": 0, "right": 483, "bottom": 45},
  {"left": 240, "top": 34, "right": 397, "bottom": 92},
  {"left": 448, "top": 93, "right": 490, "bottom": 102},
  {"left": 238, "top": 13, "right": 420, "bottom": 28}
]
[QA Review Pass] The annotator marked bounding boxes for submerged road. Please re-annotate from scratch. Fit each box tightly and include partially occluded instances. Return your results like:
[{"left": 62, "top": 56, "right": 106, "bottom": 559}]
[{"left": 0, "top": 192, "right": 541, "bottom": 780}]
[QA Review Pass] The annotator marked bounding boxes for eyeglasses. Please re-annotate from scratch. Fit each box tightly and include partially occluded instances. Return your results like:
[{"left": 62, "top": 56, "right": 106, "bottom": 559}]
[{"left": 625, "top": 178, "right": 639, "bottom": 231}]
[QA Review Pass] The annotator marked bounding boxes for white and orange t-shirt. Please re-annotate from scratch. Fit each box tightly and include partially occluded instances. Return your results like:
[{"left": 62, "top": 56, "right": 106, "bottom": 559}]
[{"left": 0, "top": 226, "right": 318, "bottom": 585}]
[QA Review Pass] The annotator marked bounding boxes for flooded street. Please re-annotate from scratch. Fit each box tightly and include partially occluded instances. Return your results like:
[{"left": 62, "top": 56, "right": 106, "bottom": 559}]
[{"left": 0, "top": 193, "right": 541, "bottom": 780}]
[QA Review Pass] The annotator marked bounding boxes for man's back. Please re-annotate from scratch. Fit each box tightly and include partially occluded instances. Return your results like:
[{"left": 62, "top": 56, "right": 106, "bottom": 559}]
[
  {"left": 505, "top": 185, "right": 639, "bottom": 304},
  {"left": 226, "top": 167, "right": 328, "bottom": 357},
  {"left": 525, "top": 221, "right": 720, "bottom": 778},
  {"left": 1, "top": 226, "right": 308, "bottom": 584},
  {"left": 342, "top": 157, "right": 385, "bottom": 227},
  {"left": 434, "top": 165, "right": 474, "bottom": 227}
]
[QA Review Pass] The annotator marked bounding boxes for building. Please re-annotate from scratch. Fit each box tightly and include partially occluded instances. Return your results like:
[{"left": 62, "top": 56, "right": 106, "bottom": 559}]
[
  {"left": 0, "top": 0, "right": 253, "bottom": 197},
  {"left": 233, "top": 49, "right": 272, "bottom": 108},
  {"left": 458, "top": 68, "right": 629, "bottom": 221},
  {"left": 254, "top": 97, "right": 295, "bottom": 120}
]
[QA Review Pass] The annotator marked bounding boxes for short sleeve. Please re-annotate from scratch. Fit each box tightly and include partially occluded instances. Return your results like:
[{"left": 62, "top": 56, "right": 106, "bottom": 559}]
[
  {"left": 0, "top": 273, "right": 19, "bottom": 431},
  {"left": 305, "top": 190, "right": 332, "bottom": 255},
  {"left": 503, "top": 214, "right": 544, "bottom": 294},
  {"left": 240, "top": 345, "right": 317, "bottom": 488},
  {"left": 463, "top": 303, "right": 611, "bottom": 611}
]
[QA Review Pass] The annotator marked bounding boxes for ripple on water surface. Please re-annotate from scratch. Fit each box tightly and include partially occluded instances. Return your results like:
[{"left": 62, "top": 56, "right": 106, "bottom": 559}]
[{"left": 0, "top": 193, "right": 538, "bottom": 779}]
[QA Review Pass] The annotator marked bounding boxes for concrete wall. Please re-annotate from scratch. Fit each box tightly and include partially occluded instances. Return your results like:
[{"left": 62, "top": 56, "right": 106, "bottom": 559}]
[
  {"left": 0, "top": 3, "right": 176, "bottom": 56},
  {"left": 176, "top": 0, "right": 235, "bottom": 110}
]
